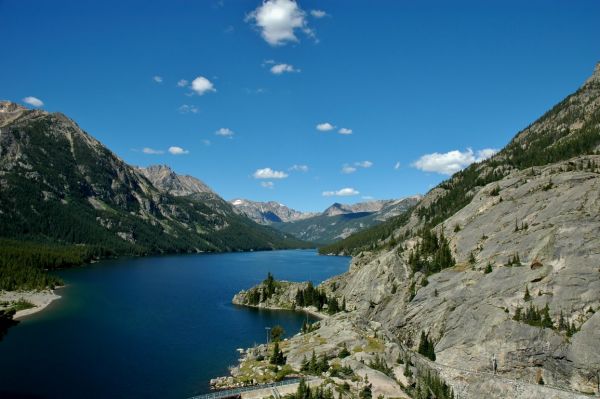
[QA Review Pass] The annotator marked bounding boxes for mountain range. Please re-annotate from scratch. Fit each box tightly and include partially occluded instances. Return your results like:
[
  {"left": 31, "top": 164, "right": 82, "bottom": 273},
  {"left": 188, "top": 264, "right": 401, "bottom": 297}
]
[{"left": 230, "top": 197, "right": 421, "bottom": 244}]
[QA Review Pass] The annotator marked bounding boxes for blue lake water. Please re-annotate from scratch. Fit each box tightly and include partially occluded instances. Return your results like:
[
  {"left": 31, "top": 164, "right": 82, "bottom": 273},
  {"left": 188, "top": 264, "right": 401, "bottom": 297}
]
[{"left": 0, "top": 250, "right": 349, "bottom": 399}]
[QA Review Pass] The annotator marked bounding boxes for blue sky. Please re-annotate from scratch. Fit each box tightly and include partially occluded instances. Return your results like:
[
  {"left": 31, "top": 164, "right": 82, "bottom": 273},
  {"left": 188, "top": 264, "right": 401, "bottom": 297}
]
[{"left": 2, "top": 0, "right": 599, "bottom": 212}]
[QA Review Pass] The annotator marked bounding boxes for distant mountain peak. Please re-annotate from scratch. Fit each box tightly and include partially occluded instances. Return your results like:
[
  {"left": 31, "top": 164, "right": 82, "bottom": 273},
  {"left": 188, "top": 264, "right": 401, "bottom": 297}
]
[{"left": 230, "top": 199, "right": 316, "bottom": 224}]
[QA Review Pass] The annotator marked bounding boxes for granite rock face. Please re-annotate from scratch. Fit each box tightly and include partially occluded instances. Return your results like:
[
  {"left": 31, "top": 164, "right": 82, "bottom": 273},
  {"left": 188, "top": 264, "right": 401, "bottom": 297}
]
[{"left": 229, "top": 63, "right": 600, "bottom": 398}]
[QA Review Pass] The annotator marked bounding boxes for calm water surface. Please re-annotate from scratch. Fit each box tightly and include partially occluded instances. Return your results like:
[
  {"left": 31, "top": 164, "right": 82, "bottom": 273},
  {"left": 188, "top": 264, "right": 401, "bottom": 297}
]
[{"left": 0, "top": 250, "right": 349, "bottom": 399}]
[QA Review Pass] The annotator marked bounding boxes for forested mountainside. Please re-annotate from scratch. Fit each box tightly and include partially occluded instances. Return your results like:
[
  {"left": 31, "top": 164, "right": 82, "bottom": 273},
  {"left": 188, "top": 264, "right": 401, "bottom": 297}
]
[
  {"left": 301, "top": 63, "right": 600, "bottom": 394},
  {"left": 0, "top": 102, "right": 307, "bottom": 290}
]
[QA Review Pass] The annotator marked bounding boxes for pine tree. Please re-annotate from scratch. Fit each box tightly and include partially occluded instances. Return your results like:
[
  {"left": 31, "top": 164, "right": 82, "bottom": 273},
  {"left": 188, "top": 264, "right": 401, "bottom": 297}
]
[
  {"left": 338, "top": 343, "right": 350, "bottom": 358},
  {"left": 359, "top": 376, "right": 372, "bottom": 399},
  {"left": 524, "top": 285, "right": 531, "bottom": 301},
  {"left": 270, "top": 341, "right": 285, "bottom": 365},
  {"left": 541, "top": 304, "right": 554, "bottom": 329}
]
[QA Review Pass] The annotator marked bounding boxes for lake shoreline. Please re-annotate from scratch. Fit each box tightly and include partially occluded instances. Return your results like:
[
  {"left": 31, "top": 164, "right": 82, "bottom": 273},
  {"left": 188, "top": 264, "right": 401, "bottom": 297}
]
[
  {"left": 232, "top": 302, "right": 328, "bottom": 321},
  {"left": 0, "top": 289, "right": 62, "bottom": 319}
]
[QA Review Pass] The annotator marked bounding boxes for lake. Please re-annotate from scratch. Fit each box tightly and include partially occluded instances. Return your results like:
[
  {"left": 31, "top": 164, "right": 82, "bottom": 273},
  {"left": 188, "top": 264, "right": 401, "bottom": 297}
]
[{"left": 0, "top": 250, "right": 350, "bottom": 399}]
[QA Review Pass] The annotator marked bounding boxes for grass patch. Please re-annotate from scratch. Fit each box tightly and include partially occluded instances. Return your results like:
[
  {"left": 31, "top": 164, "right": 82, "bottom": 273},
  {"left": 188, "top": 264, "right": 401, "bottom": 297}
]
[
  {"left": 11, "top": 298, "right": 35, "bottom": 312},
  {"left": 365, "top": 337, "right": 385, "bottom": 353}
]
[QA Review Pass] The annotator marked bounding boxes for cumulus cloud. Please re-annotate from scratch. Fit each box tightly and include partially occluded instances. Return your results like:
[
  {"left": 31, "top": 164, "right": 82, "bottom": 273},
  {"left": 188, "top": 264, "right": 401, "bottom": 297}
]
[
  {"left": 178, "top": 104, "right": 198, "bottom": 114},
  {"left": 310, "top": 9, "right": 327, "bottom": 18},
  {"left": 153, "top": 76, "right": 163, "bottom": 83},
  {"left": 322, "top": 187, "right": 359, "bottom": 197},
  {"left": 246, "top": 0, "right": 313, "bottom": 46},
  {"left": 412, "top": 148, "right": 498, "bottom": 175},
  {"left": 142, "top": 147, "right": 165, "bottom": 155},
  {"left": 22, "top": 96, "right": 44, "bottom": 107},
  {"left": 341, "top": 165, "right": 357, "bottom": 174},
  {"left": 289, "top": 164, "right": 309, "bottom": 172},
  {"left": 338, "top": 127, "right": 352, "bottom": 135},
  {"left": 394, "top": 162, "right": 401, "bottom": 170},
  {"left": 270, "top": 63, "right": 300, "bottom": 74},
  {"left": 177, "top": 79, "right": 189, "bottom": 87},
  {"left": 168, "top": 146, "right": 189, "bottom": 155},
  {"left": 316, "top": 122, "right": 335, "bottom": 131},
  {"left": 215, "top": 127, "right": 235, "bottom": 138},
  {"left": 191, "top": 76, "right": 216, "bottom": 95},
  {"left": 253, "top": 168, "right": 289, "bottom": 179},
  {"left": 261, "top": 181, "right": 275, "bottom": 189}
]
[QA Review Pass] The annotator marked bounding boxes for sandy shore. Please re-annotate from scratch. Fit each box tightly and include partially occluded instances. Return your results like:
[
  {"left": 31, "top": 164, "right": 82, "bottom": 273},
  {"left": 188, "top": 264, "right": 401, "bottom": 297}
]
[{"left": 0, "top": 289, "right": 61, "bottom": 319}]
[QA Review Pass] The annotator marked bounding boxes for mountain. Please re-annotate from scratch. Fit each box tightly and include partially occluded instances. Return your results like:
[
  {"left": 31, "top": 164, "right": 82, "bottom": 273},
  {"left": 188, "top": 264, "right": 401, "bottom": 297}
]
[
  {"left": 229, "top": 199, "right": 316, "bottom": 224},
  {"left": 307, "top": 63, "right": 600, "bottom": 393},
  {"left": 138, "top": 164, "right": 214, "bottom": 197},
  {"left": 0, "top": 101, "right": 307, "bottom": 290},
  {"left": 271, "top": 197, "right": 421, "bottom": 244}
]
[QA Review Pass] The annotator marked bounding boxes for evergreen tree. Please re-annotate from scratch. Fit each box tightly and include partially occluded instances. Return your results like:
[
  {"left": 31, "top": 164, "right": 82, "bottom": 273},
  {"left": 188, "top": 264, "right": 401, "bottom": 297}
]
[
  {"left": 270, "top": 341, "right": 286, "bottom": 365},
  {"left": 338, "top": 343, "right": 350, "bottom": 358},
  {"left": 359, "top": 376, "right": 372, "bottom": 399},
  {"left": 418, "top": 331, "right": 436, "bottom": 361},
  {"left": 270, "top": 325, "right": 285, "bottom": 342},
  {"left": 524, "top": 285, "right": 531, "bottom": 301}
]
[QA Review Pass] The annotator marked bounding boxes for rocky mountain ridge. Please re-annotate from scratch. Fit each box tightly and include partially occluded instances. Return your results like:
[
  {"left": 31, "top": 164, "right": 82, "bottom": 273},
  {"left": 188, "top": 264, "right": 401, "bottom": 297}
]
[
  {"left": 272, "top": 196, "right": 421, "bottom": 244},
  {"left": 229, "top": 198, "right": 317, "bottom": 224},
  {"left": 138, "top": 164, "right": 214, "bottom": 197},
  {"left": 231, "top": 197, "right": 421, "bottom": 244}
]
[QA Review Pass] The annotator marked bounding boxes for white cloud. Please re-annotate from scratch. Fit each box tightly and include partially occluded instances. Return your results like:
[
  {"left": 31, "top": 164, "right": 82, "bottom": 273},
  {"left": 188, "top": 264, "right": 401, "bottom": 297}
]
[
  {"left": 22, "top": 96, "right": 44, "bottom": 107},
  {"left": 270, "top": 63, "right": 300, "bottom": 74},
  {"left": 341, "top": 165, "right": 357, "bottom": 174},
  {"left": 191, "top": 76, "right": 216, "bottom": 95},
  {"left": 412, "top": 148, "right": 498, "bottom": 175},
  {"left": 202, "top": 139, "right": 211, "bottom": 146},
  {"left": 177, "top": 79, "right": 189, "bottom": 87},
  {"left": 341, "top": 160, "right": 372, "bottom": 174},
  {"left": 362, "top": 195, "right": 374, "bottom": 200},
  {"left": 246, "top": 0, "right": 313, "bottom": 46},
  {"left": 178, "top": 104, "right": 199, "bottom": 114},
  {"left": 168, "top": 146, "right": 189, "bottom": 155},
  {"left": 477, "top": 148, "right": 498, "bottom": 159},
  {"left": 316, "top": 122, "right": 335, "bottom": 131},
  {"left": 289, "top": 164, "right": 309, "bottom": 172},
  {"left": 253, "top": 168, "right": 288, "bottom": 179},
  {"left": 215, "top": 127, "right": 235, "bottom": 138},
  {"left": 142, "top": 147, "right": 164, "bottom": 155},
  {"left": 261, "top": 181, "right": 275, "bottom": 189},
  {"left": 322, "top": 187, "right": 359, "bottom": 197},
  {"left": 355, "top": 160, "right": 373, "bottom": 168},
  {"left": 153, "top": 76, "right": 163, "bottom": 83},
  {"left": 310, "top": 9, "right": 327, "bottom": 18},
  {"left": 338, "top": 127, "right": 352, "bottom": 135},
  {"left": 394, "top": 161, "right": 401, "bottom": 170}
]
